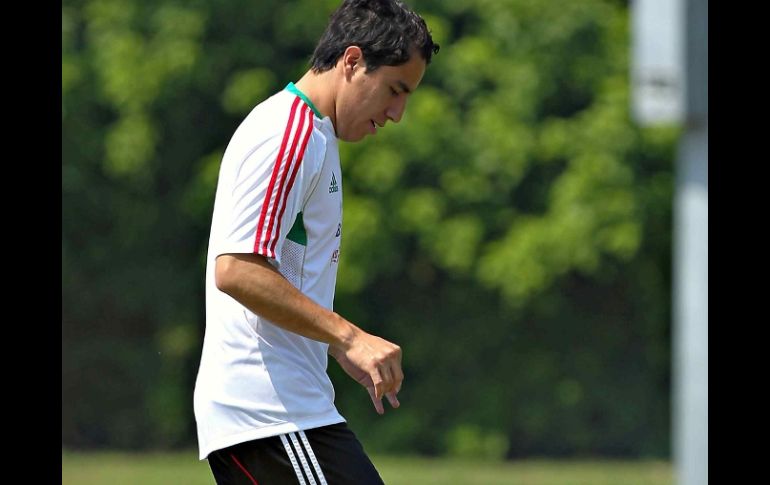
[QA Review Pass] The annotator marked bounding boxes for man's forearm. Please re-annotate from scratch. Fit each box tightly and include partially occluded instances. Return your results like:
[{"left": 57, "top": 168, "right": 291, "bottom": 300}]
[
  {"left": 215, "top": 253, "right": 359, "bottom": 350},
  {"left": 216, "top": 252, "right": 403, "bottom": 413}
]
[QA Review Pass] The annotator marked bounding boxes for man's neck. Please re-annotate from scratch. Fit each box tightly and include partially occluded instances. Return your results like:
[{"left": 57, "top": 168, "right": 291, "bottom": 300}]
[{"left": 294, "top": 69, "right": 337, "bottom": 130}]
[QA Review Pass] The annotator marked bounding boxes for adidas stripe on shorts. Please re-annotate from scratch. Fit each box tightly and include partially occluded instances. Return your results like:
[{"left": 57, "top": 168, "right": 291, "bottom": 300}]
[{"left": 207, "top": 422, "right": 384, "bottom": 485}]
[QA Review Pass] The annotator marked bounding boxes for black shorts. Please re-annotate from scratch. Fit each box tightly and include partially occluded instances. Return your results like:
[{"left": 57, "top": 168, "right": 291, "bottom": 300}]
[{"left": 207, "top": 422, "right": 384, "bottom": 485}]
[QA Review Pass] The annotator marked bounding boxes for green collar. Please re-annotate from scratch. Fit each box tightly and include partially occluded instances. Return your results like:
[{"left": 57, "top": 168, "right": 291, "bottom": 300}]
[{"left": 285, "top": 82, "right": 322, "bottom": 119}]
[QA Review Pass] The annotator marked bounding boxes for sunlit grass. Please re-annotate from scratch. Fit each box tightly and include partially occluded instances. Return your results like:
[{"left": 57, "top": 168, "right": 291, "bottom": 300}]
[{"left": 62, "top": 450, "right": 673, "bottom": 485}]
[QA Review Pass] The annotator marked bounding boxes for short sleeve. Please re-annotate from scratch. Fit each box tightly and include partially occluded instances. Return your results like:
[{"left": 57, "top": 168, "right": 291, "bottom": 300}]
[{"left": 213, "top": 103, "right": 322, "bottom": 267}]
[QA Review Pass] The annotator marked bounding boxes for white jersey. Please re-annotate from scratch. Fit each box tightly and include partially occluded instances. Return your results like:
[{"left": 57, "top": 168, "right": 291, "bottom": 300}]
[{"left": 194, "top": 83, "right": 345, "bottom": 460}]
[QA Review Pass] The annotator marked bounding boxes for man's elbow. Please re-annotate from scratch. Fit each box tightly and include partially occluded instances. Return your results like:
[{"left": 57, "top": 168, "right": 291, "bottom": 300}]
[
  {"left": 215, "top": 253, "right": 272, "bottom": 294},
  {"left": 215, "top": 254, "right": 237, "bottom": 294}
]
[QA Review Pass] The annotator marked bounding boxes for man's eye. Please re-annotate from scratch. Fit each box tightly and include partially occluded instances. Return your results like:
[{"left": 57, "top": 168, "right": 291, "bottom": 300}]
[{"left": 390, "top": 88, "right": 398, "bottom": 96}]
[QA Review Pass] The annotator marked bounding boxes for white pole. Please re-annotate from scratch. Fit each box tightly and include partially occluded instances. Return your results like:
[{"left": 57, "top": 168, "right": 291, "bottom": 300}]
[
  {"left": 631, "top": 0, "right": 708, "bottom": 482},
  {"left": 672, "top": 120, "right": 708, "bottom": 485},
  {"left": 673, "top": 0, "right": 708, "bottom": 484}
]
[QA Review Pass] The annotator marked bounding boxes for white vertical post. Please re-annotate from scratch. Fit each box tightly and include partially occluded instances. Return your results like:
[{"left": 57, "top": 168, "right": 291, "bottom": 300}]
[
  {"left": 672, "top": 122, "right": 708, "bottom": 485},
  {"left": 632, "top": 0, "right": 708, "bottom": 483},
  {"left": 673, "top": 1, "right": 708, "bottom": 484}
]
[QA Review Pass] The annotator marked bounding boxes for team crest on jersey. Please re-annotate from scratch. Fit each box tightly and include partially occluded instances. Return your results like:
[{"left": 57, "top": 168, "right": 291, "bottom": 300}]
[
  {"left": 331, "top": 249, "right": 339, "bottom": 263},
  {"left": 329, "top": 173, "right": 339, "bottom": 194}
]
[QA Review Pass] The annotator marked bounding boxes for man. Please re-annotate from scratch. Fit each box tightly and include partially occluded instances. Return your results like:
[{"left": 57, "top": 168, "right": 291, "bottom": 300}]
[{"left": 193, "top": 1, "right": 439, "bottom": 483}]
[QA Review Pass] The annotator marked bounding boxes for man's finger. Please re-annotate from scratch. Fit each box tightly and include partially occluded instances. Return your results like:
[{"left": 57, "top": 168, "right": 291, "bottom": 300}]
[
  {"left": 378, "top": 364, "right": 395, "bottom": 396},
  {"left": 371, "top": 368, "right": 384, "bottom": 399},
  {"left": 367, "top": 385, "right": 384, "bottom": 415},
  {"left": 385, "top": 392, "right": 400, "bottom": 409},
  {"left": 393, "top": 365, "right": 404, "bottom": 393}
]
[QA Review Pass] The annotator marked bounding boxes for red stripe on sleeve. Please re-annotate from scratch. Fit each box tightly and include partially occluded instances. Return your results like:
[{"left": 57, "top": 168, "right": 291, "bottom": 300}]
[
  {"left": 270, "top": 107, "right": 314, "bottom": 255},
  {"left": 253, "top": 96, "right": 302, "bottom": 255},
  {"left": 261, "top": 103, "right": 310, "bottom": 257}
]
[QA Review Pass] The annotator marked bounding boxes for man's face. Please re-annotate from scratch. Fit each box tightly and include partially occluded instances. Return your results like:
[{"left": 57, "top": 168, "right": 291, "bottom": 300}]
[{"left": 335, "top": 50, "right": 427, "bottom": 142}]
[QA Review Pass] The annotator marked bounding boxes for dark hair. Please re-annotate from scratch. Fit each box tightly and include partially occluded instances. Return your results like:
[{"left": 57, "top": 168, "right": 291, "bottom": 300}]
[{"left": 310, "top": 0, "right": 440, "bottom": 73}]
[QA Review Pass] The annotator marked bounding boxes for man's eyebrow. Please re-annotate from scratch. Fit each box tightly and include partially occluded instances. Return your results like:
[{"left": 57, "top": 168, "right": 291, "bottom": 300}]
[{"left": 397, "top": 81, "right": 412, "bottom": 94}]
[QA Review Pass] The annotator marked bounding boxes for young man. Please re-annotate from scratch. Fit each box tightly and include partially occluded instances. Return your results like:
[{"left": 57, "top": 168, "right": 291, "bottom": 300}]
[{"left": 193, "top": 1, "right": 439, "bottom": 483}]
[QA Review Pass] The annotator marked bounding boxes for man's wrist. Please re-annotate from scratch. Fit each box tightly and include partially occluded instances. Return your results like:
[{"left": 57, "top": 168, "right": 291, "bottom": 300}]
[{"left": 328, "top": 313, "right": 358, "bottom": 355}]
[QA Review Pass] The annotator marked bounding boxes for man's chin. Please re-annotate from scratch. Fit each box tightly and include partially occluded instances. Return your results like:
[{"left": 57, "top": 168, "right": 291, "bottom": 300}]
[{"left": 339, "top": 131, "right": 367, "bottom": 143}]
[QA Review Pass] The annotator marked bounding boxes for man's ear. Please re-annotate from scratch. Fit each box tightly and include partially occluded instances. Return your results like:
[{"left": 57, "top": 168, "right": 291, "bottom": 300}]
[{"left": 341, "top": 45, "right": 364, "bottom": 77}]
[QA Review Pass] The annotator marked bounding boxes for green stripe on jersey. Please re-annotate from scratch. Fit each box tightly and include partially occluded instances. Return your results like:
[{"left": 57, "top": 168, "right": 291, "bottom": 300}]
[
  {"left": 286, "top": 212, "right": 307, "bottom": 246},
  {"left": 285, "top": 82, "right": 322, "bottom": 119}
]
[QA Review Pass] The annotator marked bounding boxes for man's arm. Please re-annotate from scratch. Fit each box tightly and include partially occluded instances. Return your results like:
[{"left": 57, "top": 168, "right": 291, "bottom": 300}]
[{"left": 215, "top": 252, "right": 402, "bottom": 414}]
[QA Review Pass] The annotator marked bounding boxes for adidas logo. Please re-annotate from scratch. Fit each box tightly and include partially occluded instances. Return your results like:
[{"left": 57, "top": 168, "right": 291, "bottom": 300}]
[{"left": 329, "top": 173, "right": 339, "bottom": 194}]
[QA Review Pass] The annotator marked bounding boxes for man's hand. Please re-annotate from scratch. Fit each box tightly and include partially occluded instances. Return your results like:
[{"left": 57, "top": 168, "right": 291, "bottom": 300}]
[{"left": 330, "top": 333, "right": 403, "bottom": 415}]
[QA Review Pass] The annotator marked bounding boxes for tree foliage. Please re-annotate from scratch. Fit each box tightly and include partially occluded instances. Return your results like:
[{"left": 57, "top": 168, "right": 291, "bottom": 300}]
[{"left": 63, "top": 0, "right": 677, "bottom": 457}]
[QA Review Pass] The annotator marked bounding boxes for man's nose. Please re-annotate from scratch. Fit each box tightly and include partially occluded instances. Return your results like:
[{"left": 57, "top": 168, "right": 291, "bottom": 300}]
[{"left": 386, "top": 95, "right": 408, "bottom": 123}]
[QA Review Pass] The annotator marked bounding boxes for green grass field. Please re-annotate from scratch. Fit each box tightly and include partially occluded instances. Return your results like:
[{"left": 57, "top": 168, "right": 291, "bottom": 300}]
[{"left": 62, "top": 450, "right": 672, "bottom": 485}]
